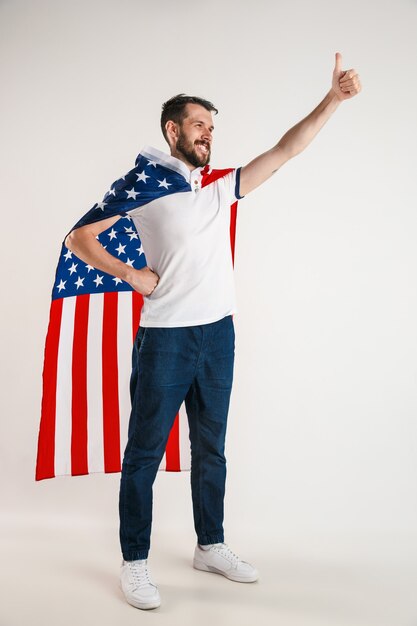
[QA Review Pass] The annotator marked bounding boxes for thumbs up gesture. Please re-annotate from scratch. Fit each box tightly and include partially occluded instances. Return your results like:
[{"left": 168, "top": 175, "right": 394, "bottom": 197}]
[{"left": 331, "top": 52, "right": 362, "bottom": 101}]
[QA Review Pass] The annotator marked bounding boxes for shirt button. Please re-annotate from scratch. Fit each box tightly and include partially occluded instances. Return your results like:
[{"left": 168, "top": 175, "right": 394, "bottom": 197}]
[{"left": 194, "top": 179, "right": 198, "bottom": 185}]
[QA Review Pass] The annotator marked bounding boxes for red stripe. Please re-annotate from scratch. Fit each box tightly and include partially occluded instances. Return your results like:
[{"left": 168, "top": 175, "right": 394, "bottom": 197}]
[
  {"left": 71, "top": 294, "right": 90, "bottom": 475},
  {"left": 35, "top": 298, "right": 63, "bottom": 481},
  {"left": 132, "top": 290, "right": 142, "bottom": 342},
  {"left": 165, "top": 413, "right": 181, "bottom": 471},
  {"left": 102, "top": 292, "right": 121, "bottom": 472},
  {"left": 230, "top": 201, "right": 237, "bottom": 266}
]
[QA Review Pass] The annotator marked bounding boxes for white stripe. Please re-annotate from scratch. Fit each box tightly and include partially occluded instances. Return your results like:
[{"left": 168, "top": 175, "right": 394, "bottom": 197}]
[
  {"left": 55, "top": 296, "right": 76, "bottom": 476},
  {"left": 86, "top": 293, "right": 104, "bottom": 473},
  {"left": 118, "top": 291, "right": 134, "bottom": 465}
]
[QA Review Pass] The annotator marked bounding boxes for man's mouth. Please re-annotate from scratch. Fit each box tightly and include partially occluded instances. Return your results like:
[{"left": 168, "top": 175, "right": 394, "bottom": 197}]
[{"left": 196, "top": 142, "right": 209, "bottom": 154}]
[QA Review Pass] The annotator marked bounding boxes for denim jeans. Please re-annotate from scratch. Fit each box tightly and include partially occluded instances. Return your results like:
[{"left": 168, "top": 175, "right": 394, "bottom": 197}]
[{"left": 119, "top": 314, "right": 235, "bottom": 561}]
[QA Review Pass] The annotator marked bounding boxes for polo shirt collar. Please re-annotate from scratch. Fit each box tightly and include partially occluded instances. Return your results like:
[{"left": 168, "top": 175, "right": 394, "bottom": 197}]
[{"left": 139, "top": 144, "right": 205, "bottom": 182}]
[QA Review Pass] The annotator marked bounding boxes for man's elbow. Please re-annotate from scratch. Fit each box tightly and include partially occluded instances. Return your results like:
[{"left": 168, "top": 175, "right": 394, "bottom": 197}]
[
  {"left": 65, "top": 229, "right": 84, "bottom": 251},
  {"left": 64, "top": 230, "right": 75, "bottom": 250}
]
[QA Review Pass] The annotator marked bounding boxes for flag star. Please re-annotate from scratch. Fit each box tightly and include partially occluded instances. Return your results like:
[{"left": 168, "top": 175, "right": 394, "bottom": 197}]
[
  {"left": 124, "top": 215, "right": 132, "bottom": 221},
  {"left": 136, "top": 170, "right": 150, "bottom": 183},
  {"left": 63, "top": 249, "right": 72, "bottom": 261},
  {"left": 75, "top": 276, "right": 85, "bottom": 289},
  {"left": 85, "top": 264, "right": 94, "bottom": 272},
  {"left": 108, "top": 228, "right": 118, "bottom": 240},
  {"left": 147, "top": 159, "right": 157, "bottom": 168},
  {"left": 68, "top": 262, "right": 78, "bottom": 275},
  {"left": 105, "top": 187, "right": 116, "bottom": 198},
  {"left": 157, "top": 178, "right": 172, "bottom": 189},
  {"left": 93, "top": 274, "right": 104, "bottom": 287},
  {"left": 124, "top": 226, "right": 134, "bottom": 233},
  {"left": 126, "top": 187, "right": 140, "bottom": 200},
  {"left": 57, "top": 279, "right": 66, "bottom": 292},
  {"left": 127, "top": 231, "right": 139, "bottom": 240},
  {"left": 125, "top": 258, "right": 135, "bottom": 267},
  {"left": 97, "top": 201, "right": 108, "bottom": 211},
  {"left": 115, "top": 242, "right": 126, "bottom": 256},
  {"left": 112, "top": 277, "right": 123, "bottom": 285},
  {"left": 136, "top": 244, "right": 144, "bottom": 256}
]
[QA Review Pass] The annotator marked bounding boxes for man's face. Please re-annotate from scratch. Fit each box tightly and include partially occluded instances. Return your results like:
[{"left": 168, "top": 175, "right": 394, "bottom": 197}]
[{"left": 172, "top": 103, "right": 214, "bottom": 168}]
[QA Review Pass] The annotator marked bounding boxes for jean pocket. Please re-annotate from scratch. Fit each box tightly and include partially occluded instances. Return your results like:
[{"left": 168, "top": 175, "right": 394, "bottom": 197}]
[{"left": 137, "top": 327, "right": 149, "bottom": 354}]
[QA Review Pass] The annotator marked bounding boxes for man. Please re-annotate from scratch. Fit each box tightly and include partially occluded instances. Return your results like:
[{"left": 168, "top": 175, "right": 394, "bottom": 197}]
[{"left": 64, "top": 52, "right": 361, "bottom": 610}]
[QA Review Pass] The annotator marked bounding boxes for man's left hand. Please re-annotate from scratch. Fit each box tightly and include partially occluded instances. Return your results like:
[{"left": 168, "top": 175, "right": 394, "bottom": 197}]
[{"left": 331, "top": 52, "right": 362, "bottom": 101}]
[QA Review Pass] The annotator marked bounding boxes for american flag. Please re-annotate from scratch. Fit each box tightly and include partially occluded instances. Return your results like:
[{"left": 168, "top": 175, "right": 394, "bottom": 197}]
[{"left": 35, "top": 146, "right": 240, "bottom": 480}]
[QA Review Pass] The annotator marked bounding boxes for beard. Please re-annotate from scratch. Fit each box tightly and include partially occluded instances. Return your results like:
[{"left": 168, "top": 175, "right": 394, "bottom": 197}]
[{"left": 175, "top": 128, "right": 211, "bottom": 168}]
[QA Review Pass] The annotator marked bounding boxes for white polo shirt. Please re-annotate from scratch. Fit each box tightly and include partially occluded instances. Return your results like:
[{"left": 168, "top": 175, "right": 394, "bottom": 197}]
[{"left": 125, "top": 145, "right": 244, "bottom": 327}]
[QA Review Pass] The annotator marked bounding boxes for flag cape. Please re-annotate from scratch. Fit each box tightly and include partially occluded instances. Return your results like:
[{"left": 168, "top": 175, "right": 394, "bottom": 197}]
[{"left": 35, "top": 145, "right": 239, "bottom": 481}]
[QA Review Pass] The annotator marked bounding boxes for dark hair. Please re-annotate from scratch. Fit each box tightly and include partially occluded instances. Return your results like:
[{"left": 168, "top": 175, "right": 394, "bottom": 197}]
[{"left": 160, "top": 93, "right": 218, "bottom": 144}]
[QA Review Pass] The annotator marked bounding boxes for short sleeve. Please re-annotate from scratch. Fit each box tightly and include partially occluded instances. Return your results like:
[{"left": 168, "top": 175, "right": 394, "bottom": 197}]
[{"left": 222, "top": 167, "right": 245, "bottom": 203}]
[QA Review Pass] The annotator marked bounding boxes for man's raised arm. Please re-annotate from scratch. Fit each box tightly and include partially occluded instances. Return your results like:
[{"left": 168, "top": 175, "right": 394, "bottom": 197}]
[{"left": 239, "top": 52, "right": 361, "bottom": 198}]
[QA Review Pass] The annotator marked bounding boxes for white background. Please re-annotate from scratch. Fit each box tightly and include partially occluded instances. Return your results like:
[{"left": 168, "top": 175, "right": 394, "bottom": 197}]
[{"left": 1, "top": 0, "right": 417, "bottom": 624}]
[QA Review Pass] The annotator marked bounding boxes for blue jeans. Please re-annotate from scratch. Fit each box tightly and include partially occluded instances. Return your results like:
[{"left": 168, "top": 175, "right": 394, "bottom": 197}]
[{"left": 119, "top": 314, "right": 235, "bottom": 561}]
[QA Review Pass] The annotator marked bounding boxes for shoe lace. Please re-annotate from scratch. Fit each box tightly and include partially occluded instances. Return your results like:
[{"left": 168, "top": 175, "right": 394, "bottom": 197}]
[
  {"left": 213, "top": 542, "right": 240, "bottom": 566},
  {"left": 127, "top": 560, "right": 154, "bottom": 588}
]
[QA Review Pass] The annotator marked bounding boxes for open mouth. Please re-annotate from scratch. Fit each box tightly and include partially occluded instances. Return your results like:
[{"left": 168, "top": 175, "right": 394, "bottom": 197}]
[{"left": 196, "top": 142, "right": 209, "bottom": 154}]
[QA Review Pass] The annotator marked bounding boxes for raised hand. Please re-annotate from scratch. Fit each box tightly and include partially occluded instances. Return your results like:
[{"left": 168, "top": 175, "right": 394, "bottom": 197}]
[{"left": 331, "top": 52, "right": 362, "bottom": 101}]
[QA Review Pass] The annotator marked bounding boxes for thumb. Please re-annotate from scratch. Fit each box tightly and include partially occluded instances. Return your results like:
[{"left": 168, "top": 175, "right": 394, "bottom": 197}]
[{"left": 334, "top": 51, "right": 342, "bottom": 73}]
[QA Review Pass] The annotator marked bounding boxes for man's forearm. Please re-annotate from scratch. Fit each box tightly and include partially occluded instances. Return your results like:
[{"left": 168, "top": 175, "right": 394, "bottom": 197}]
[
  {"left": 277, "top": 89, "right": 341, "bottom": 158},
  {"left": 65, "top": 230, "right": 134, "bottom": 282}
]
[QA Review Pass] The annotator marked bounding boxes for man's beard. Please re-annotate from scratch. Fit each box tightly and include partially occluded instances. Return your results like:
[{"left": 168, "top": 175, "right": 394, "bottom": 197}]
[{"left": 175, "top": 129, "right": 210, "bottom": 168}]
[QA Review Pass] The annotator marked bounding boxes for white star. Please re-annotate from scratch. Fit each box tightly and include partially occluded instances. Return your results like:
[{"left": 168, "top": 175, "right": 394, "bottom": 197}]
[
  {"left": 97, "top": 201, "right": 107, "bottom": 211},
  {"left": 124, "top": 215, "right": 132, "bottom": 221},
  {"left": 136, "top": 170, "right": 150, "bottom": 183},
  {"left": 136, "top": 244, "right": 144, "bottom": 256},
  {"left": 108, "top": 228, "right": 117, "bottom": 240},
  {"left": 68, "top": 262, "right": 78, "bottom": 275},
  {"left": 124, "top": 226, "right": 134, "bottom": 233},
  {"left": 157, "top": 178, "right": 172, "bottom": 189},
  {"left": 85, "top": 264, "right": 94, "bottom": 272},
  {"left": 112, "top": 277, "right": 123, "bottom": 285},
  {"left": 57, "top": 279, "right": 66, "bottom": 292},
  {"left": 63, "top": 249, "right": 72, "bottom": 261},
  {"left": 93, "top": 274, "right": 104, "bottom": 287},
  {"left": 75, "top": 276, "right": 85, "bottom": 289},
  {"left": 127, "top": 231, "right": 138, "bottom": 240},
  {"left": 105, "top": 187, "right": 116, "bottom": 198},
  {"left": 126, "top": 187, "right": 140, "bottom": 200},
  {"left": 125, "top": 258, "right": 135, "bottom": 267},
  {"left": 147, "top": 159, "right": 157, "bottom": 168},
  {"left": 115, "top": 242, "right": 126, "bottom": 256}
]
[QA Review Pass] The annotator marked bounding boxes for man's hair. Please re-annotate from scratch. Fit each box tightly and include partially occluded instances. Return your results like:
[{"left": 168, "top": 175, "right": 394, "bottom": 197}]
[{"left": 160, "top": 93, "right": 218, "bottom": 144}]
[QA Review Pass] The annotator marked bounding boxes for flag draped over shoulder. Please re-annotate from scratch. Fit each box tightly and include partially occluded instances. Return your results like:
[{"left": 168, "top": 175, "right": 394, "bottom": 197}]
[{"left": 35, "top": 146, "right": 240, "bottom": 481}]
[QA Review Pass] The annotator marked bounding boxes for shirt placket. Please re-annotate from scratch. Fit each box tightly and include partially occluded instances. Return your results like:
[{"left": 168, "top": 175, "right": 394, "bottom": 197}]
[{"left": 191, "top": 168, "right": 201, "bottom": 193}]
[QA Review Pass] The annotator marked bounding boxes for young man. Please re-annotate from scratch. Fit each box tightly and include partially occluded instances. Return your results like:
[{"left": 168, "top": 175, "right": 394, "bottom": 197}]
[{"left": 65, "top": 52, "right": 361, "bottom": 610}]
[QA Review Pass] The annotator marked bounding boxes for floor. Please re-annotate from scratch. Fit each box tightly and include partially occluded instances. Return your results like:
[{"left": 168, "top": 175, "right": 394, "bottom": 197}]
[{"left": 1, "top": 515, "right": 417, "bottom": 626}]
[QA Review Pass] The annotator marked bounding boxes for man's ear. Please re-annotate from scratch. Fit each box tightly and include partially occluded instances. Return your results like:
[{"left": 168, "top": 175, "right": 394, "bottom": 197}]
[{"left": 165, "top": 120, "right": 179, "bottom": 145}]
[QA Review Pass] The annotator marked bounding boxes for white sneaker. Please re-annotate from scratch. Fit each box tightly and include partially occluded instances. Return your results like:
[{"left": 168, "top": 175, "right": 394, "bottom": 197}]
[
  {"left": 193, "top": 542, "right": 259, "bottom": 583},
  {"left": 119, "top": 558, "right": 161, "bottom": 609}
]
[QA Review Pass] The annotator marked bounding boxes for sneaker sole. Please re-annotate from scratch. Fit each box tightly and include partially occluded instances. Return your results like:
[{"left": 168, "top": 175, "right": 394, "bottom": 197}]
[
  {"left": 126, "top": 597, "right": 161, "bottom": 610},
  {"left": 193, "top": 558, "right": 259, "bottom": 583}
]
